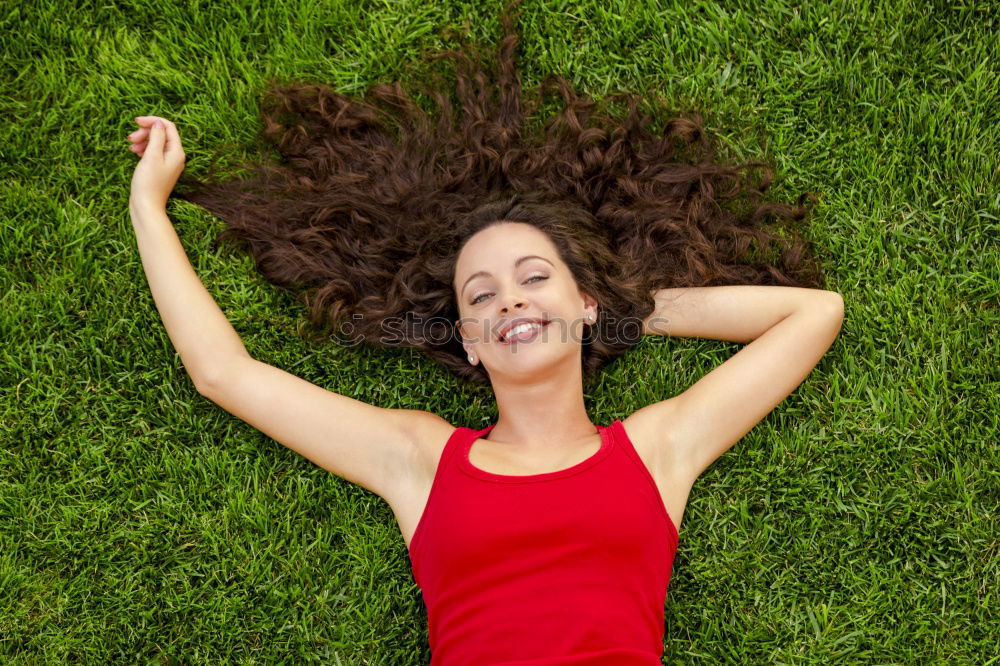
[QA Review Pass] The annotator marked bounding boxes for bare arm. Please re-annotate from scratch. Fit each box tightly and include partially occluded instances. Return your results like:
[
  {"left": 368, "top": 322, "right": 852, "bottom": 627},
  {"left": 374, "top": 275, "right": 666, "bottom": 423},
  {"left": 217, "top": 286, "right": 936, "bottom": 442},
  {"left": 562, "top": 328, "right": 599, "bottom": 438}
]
[
  {"left": 635, "top": 285, "right": 844, "bottom": 482},
  {"left": 128, "top": 199, "right": 447, "bottom": 502},
  {"left": 643, "top": 285, "right": 840, "bottom": 343},
  {"left": 128, "top": 200, "right": 250, "bottom": 389}
]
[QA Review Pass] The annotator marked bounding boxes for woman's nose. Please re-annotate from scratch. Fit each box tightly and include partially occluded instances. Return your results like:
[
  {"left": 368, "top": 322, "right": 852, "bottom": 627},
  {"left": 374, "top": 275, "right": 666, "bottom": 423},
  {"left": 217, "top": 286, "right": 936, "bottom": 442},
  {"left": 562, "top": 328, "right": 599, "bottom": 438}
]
[
  {"left": 500, "top": 297, "right": 526, "bottom": 314},
  {"left": 495, "top": 279, "right": 532, "bottom": 315}
]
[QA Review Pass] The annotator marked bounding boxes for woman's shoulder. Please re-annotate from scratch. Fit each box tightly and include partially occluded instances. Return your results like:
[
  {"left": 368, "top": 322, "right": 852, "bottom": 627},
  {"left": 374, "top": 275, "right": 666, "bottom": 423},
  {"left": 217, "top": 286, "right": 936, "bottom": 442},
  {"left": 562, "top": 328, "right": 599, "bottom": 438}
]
[
  {"left": 619, "top": 400, "right": 688, "bottom": 480},
  {"left": 396, "top": 408, "right": 461, "bottom": 480},
  {"left": 398, "top": 408, "right": 459, "bottom": 450}
]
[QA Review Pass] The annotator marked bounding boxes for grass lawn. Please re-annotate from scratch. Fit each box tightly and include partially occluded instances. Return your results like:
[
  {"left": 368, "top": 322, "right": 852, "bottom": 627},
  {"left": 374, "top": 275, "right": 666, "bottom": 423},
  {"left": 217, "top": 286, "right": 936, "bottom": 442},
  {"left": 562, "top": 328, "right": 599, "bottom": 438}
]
[{"left": 1, "top": 0, "right": 996, "bottom": 662}]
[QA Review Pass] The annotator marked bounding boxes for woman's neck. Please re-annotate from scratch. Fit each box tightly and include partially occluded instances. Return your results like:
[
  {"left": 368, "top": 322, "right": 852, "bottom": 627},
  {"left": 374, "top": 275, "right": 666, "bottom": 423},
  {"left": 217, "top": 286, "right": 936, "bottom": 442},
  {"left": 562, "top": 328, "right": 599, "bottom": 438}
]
[{"left": 487, "top": 365, "right": 596, "bottom": 450}]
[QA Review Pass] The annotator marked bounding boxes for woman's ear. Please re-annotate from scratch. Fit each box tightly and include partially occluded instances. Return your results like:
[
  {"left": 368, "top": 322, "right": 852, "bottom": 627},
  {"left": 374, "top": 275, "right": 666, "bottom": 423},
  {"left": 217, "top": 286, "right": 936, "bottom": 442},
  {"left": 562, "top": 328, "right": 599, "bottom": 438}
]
[
  {"left": 582, "top": 292, "right": 599, "bottom": 321},
  {"left": 457, "top": 320, "right": 478, "bottom": 365}
]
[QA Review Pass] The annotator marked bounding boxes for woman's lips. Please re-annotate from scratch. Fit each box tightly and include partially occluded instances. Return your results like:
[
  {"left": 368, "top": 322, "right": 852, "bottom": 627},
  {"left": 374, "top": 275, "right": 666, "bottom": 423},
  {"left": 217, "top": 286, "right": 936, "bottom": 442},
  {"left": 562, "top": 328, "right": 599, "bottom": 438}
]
[{"left": 500, "top": 320, "right": 550, "bottom": 344}]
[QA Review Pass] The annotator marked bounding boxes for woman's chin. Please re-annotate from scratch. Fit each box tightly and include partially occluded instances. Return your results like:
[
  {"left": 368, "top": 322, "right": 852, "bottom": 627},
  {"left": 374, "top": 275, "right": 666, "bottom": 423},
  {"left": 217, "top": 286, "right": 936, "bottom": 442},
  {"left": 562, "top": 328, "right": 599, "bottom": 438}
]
[{"left": 491, "top": 344, "right": 577, "bottom": 379}]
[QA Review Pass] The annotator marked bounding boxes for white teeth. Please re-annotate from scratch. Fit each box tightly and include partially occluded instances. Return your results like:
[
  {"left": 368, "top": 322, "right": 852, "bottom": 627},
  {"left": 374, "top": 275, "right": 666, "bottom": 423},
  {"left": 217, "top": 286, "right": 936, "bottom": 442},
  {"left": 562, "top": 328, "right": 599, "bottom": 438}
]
[{"left": 502, "top": 322, "right": 543, "bottom": 342}]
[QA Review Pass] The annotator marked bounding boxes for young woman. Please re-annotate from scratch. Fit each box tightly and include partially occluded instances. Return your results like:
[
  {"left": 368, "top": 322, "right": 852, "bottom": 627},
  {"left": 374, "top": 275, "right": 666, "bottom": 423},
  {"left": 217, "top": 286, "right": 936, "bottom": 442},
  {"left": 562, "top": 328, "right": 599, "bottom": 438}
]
[{"left": 126, "top": 2, "right": 844, "bottom": 663}]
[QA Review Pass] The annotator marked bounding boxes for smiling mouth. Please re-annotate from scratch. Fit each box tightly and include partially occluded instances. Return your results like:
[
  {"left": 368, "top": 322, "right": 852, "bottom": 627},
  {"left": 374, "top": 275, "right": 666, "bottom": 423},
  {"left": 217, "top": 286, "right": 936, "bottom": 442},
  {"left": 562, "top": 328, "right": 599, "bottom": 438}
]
[{"left": 499, "top": 321, "right": 551, "bottom": 344}]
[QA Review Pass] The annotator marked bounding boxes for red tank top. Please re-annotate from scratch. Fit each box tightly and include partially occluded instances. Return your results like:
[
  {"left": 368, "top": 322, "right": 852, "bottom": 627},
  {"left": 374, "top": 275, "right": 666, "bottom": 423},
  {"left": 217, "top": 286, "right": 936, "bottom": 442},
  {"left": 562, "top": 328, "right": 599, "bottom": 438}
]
[{"left": 408, "top": 419, "right": 679, "bottom": 665}]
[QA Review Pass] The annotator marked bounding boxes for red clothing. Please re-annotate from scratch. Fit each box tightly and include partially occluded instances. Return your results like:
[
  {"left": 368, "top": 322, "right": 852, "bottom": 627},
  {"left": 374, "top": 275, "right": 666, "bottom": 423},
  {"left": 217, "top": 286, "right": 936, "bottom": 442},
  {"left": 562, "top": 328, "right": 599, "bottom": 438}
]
[{"left": 408, "top": 420, "right": 679, "bottom": 665}]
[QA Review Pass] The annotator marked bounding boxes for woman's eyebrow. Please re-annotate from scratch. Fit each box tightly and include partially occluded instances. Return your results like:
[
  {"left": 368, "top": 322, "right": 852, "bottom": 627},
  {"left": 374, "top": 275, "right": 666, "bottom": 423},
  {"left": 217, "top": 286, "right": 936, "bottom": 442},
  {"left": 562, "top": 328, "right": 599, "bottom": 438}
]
[{"left": 461, "top": 255, "right": 553, "bottom": 293}]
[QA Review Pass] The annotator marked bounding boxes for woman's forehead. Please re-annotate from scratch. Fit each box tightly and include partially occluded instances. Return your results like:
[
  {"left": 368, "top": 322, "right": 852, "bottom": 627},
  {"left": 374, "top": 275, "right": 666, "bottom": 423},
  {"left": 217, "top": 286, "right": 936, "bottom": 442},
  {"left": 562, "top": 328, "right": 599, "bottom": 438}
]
[{"left": 456, "top": 223, "right": 555, "bottom": 271}]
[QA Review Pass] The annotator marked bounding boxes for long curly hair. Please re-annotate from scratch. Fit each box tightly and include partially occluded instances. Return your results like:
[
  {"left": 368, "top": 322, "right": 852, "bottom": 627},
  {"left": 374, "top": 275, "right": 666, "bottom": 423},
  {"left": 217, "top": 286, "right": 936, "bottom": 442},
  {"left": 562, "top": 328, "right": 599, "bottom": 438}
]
[{"left": 173, "top": 0, "right": 826, "bottom": 389}]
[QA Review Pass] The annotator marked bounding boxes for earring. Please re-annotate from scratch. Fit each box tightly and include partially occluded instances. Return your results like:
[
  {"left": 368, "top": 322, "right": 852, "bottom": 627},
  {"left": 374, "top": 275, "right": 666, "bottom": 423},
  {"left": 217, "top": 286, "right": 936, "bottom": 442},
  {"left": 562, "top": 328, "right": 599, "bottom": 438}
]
[
  {"left": 468, "top": 354, "right": 476, "bottom": 364},
  {"left": 588, "top": 314, "right": 594, "bottom": 322}
]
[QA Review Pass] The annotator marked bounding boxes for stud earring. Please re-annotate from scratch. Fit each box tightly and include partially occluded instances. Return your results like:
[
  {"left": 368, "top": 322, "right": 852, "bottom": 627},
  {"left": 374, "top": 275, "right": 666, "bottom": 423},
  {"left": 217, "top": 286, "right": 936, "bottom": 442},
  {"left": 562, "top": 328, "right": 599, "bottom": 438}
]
[{"left": 468, "top": 354, "right": 476, "bottom": 364}]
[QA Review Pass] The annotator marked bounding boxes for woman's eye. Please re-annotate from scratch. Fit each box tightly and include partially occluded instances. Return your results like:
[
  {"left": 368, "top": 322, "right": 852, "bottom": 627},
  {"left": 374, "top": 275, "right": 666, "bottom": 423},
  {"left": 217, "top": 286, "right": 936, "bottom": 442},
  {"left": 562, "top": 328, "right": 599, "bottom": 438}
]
[{"left": 470, "top": 275, "right": 548, "bottom": 305}]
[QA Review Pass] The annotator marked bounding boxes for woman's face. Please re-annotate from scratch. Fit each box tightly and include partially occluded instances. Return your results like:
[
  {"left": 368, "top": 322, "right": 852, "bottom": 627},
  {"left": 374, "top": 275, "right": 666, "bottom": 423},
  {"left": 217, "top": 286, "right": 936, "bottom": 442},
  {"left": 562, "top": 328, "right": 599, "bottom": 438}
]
[{"left": 452, "top": 222, "right": 598, "bottom": 381}]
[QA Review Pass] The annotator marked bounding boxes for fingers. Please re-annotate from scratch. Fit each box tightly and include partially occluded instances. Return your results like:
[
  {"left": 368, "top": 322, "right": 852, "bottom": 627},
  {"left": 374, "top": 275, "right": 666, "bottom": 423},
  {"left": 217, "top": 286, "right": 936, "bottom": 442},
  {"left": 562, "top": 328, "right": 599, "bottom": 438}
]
[
  {"left": 130, "top": 116, "right": 185, "bottom": 157},
  {"left": 143, "top": 120, "right": 166, "bottom": 158},
  {"left": 135, "top": 115, "right": 175, "bottom": 128},
  {"left": 127, "top": 129, "right": 149, "bottom": 151}
]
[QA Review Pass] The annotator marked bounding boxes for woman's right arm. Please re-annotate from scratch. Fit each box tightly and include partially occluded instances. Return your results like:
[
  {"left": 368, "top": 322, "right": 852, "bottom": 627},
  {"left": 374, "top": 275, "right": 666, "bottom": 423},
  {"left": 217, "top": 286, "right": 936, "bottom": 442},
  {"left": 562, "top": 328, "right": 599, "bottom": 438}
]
[
  {"left": 129, "top": 201, "right": 250, "bottom": 390},
  {"left": 129, "top": 201, "right": 447, "bottom": 503}
]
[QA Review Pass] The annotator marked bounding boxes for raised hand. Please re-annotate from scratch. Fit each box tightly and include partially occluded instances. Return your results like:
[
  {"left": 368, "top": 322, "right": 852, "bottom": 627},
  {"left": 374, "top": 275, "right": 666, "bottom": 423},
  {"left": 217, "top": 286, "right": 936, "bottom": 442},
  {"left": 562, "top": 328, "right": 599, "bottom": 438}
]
[{"left": 127, "top": 115, "right": 186, "bottom": 211}]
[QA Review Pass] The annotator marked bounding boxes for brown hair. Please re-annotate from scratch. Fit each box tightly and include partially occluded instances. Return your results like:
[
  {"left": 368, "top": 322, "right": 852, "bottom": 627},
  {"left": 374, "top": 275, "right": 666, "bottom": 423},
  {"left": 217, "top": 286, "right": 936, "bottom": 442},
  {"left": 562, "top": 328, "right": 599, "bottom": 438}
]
[{"left": 173, "top": 0, "right": 826, "bottom": 389}]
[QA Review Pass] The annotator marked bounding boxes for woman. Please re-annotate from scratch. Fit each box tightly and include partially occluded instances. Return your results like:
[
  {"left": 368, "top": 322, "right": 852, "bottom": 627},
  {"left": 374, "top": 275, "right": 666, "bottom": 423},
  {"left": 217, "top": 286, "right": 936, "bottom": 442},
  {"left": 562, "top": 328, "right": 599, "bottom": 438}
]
[{"left": 126, "top": 1, "right": 844, "bottom": 663}]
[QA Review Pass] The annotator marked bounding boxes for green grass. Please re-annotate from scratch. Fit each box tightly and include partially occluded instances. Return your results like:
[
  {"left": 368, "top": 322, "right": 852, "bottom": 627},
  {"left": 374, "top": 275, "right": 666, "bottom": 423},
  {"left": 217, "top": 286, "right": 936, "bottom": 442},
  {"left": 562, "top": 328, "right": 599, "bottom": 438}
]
[{"left": 1, "top": 0, "right": 997, "bottom": 663}]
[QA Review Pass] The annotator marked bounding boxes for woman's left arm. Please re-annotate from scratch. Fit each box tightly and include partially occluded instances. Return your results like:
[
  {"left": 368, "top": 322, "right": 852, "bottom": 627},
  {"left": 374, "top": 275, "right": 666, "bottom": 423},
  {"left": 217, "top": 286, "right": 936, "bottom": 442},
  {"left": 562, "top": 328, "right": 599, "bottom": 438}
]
[
  {"left": 643, "top": 285, "right": 842, "bottom": 343},
  {"left": 638, "top": 285, "right": 844, "bottom": 482}
]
